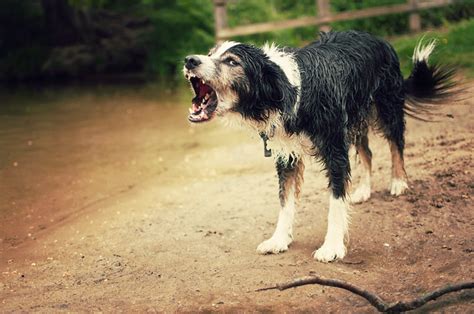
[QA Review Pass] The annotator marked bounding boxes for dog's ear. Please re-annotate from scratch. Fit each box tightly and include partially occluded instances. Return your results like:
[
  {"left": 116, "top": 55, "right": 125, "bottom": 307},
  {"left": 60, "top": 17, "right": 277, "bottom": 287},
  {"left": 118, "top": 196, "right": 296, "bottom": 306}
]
[
  {"left": 259, "top": 60, "right": 297, "bottom": 115},
  {"left": 260, "top": 64, "right": 284, "bottom": 104},
  {"left": 245, "top": 59, "right": 297, "bottom": 121},
  {"left": 232, "top": 45, "right": 297, "bottom": 122}
]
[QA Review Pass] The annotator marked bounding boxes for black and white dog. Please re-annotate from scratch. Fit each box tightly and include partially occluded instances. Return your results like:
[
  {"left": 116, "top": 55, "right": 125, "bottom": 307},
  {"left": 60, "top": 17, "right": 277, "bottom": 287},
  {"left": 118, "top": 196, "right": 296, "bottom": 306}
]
[{"left": 183, "top": 31, "right": 455, "bottom": 262}]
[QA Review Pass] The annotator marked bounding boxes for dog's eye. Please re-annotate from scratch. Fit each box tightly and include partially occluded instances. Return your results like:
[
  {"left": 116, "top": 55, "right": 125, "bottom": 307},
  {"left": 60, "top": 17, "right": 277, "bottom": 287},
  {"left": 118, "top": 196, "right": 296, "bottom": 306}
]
[{"left": 225, "top": 58, "right": 239, "bottom": 66}]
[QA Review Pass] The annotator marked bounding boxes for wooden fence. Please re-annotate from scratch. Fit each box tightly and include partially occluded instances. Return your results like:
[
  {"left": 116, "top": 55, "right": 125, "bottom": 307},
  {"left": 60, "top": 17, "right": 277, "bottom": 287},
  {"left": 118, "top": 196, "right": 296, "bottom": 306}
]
[{"left": 213, "top": 0, "right": 455, "bottom": 43}]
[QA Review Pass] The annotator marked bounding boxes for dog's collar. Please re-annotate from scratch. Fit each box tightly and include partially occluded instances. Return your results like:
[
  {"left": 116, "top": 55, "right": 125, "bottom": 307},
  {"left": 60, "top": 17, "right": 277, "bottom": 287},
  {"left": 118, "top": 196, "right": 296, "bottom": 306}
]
[{"left": 259, "top": 125, "right": 276, "bottom": 158}]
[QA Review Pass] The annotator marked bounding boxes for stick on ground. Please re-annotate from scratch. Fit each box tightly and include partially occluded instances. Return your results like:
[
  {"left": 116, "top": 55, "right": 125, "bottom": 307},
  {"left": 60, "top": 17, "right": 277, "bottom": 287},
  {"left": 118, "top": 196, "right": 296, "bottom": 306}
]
[{"left": 257, "top": 275, "right": 474, "bottom": 312}]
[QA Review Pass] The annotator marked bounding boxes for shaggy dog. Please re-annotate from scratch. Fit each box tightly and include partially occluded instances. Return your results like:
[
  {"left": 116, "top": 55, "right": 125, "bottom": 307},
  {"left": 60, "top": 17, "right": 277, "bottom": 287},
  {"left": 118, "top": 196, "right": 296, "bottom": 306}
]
[{"left": 183, "top": 31, "right": 455, "bottom": 262}]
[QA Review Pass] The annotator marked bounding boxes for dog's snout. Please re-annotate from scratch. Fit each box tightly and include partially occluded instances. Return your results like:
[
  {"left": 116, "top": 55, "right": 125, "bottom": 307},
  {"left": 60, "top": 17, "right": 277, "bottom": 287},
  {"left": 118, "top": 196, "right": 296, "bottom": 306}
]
[{"left": 184, "top": 55, "right": 202, "bottom": 70}]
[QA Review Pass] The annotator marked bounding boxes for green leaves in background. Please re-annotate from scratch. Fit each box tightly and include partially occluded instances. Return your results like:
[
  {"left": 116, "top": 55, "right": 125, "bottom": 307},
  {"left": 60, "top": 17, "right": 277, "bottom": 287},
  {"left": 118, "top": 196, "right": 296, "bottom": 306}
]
[{"left": 0, "top": 0, "right": 472, "bottom": 82}]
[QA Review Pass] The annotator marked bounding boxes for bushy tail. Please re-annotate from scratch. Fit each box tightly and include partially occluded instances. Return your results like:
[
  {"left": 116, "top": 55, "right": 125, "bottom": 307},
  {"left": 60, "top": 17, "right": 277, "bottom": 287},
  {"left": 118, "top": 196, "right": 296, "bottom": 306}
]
[{"left": 403, "top": 39, "right": 458, "bottom": 121}]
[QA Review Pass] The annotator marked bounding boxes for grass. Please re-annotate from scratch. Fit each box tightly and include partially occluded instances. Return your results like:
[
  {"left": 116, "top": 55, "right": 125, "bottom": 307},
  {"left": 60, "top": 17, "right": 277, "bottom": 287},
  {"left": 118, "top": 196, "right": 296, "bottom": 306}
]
[{"left": 392, "top": 19, "right": 474, "bottom": 77}]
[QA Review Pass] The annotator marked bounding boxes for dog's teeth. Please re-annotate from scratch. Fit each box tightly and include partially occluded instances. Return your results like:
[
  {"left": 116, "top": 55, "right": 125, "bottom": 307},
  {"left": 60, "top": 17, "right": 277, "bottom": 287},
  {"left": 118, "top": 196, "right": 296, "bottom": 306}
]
[{"left": 202, "top": 79, "right": 205, "bottom": 84}]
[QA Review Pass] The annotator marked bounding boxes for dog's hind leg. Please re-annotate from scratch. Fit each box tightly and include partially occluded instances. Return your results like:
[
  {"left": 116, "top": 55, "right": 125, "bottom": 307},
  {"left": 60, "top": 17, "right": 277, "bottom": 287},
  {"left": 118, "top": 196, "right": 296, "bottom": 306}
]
[
  {"left": 389, "top": 139, "right": 408, "bottom": 195},
  {"left": 257, "top": 154, "right": 304, "bottom": 254},
  {"left": 313, "top": 132, "right": 351, "bottom": 262},
  {"left": 374, "top": 90, "right": 409, "bottom": 196},
  {"left": 351, "top": 129, "right": 372, "bottom": 204}
]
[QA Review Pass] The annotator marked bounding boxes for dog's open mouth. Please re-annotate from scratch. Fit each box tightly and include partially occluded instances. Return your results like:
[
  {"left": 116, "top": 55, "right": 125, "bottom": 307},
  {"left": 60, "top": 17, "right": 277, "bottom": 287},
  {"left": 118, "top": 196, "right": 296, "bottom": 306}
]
[{"left": 187, "top": 76, "right": 218, "bottom": 123}]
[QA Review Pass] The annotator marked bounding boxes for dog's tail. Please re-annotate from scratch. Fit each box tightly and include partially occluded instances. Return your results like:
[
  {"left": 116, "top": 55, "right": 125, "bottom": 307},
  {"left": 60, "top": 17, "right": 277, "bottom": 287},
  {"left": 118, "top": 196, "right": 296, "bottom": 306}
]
[{"left": 403, "top": 38, "right": 458, "bottom": 121}]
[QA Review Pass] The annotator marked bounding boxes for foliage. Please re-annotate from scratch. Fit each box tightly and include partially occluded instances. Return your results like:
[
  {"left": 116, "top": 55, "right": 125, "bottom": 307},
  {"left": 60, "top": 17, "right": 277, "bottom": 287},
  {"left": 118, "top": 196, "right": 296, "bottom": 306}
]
[
  {"left": 329, "top": 0, "right": 408, "bottom": 36},
  {"left": 0, "top": 0, "right": 50, "bottom": 81},
  {"left": 331, "top": 0, "right": 474, "bottom": 36},
  {"left": 226, "top": 0, "right": 316, "bottom": 46},
  {"left": 0, "top": 0, "right": 473, "bottom": 83},
  {"left": 143, "top": 0, "right": 215, "bottom": 80},
  {"left": 68, "top": 0, "right": 215, "bottom": 79},
  {"left": 226, "top": 0, "right": 474, "bottom": 46}
]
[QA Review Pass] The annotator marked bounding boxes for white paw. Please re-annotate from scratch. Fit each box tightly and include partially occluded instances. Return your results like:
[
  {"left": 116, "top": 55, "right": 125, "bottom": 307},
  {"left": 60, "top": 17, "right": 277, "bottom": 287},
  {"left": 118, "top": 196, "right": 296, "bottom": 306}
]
[
  {"left": 256, "top": 234, "right": 292, "bottom": 254},
  {"left": 313, "top": 242, "right": 346, "bottom": 262},
  {"left": 390, "top": 178, "right": 408, "bottom": 196},
  {"left": 351, "top": 185, "right": 371, "bottom": 204}
]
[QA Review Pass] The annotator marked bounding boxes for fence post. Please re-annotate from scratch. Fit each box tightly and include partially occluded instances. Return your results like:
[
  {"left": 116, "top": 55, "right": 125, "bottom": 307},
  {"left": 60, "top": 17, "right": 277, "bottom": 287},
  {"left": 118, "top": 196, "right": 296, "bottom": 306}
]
[
  {"left": 316, "top": 0, "right": 331, "bottom": 33},
  {"left": 408, "top": 0, "right": 421, "bottom": 32},
  {"left": 214, "top": 0, "right": 228, "bottom": 44}
]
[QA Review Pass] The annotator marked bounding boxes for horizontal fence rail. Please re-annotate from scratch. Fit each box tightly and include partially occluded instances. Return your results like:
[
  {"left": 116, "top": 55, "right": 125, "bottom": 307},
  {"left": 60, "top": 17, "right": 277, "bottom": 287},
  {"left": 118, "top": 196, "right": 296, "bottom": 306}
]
[{"left": 214, "top": 0, "right": 455, "bottom": 42}]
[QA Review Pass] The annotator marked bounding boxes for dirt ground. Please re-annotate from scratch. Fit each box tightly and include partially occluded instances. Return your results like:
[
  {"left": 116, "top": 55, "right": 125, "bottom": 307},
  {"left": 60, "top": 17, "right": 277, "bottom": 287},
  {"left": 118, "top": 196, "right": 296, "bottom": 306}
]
[{"left": 0, "top": 80, "right": 473, "bottom": 312}]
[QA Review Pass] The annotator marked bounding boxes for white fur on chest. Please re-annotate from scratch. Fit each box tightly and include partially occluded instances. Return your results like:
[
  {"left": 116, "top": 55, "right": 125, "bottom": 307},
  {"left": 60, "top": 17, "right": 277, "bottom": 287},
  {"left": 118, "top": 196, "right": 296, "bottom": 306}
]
[
  {"left": 219, "top": 112, "right": 313, "bottom": 159},
  {"left": 267, "top": 127, "right": 314, "bottom": 158}
]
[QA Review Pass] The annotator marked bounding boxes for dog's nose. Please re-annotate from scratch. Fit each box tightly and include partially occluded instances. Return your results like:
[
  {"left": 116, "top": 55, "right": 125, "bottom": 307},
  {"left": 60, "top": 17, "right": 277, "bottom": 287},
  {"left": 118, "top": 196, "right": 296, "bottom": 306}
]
[{"left": 184, "top": 55, "right": 202, "bottom": 70}]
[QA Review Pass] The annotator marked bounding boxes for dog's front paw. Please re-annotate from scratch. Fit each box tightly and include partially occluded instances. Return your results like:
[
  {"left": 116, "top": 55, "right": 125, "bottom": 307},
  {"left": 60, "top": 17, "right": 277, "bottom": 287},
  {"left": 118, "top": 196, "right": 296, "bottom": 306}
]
[
  {"left": 313, "top": 242, "right": 346, "bottom": 262},
  {"left": 256, "top": 234, "right": 292, "bottom": 254},
  {"left": 351, "top": 185, "right": 371, "bottom": 204},
  {"left": 390, "top": 178, "right": 408, "bottom": 196}
]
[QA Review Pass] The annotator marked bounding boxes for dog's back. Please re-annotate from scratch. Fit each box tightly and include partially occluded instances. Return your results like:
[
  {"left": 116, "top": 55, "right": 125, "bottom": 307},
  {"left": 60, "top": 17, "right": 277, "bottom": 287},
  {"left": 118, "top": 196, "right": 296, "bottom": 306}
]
[{"left": 294, "top": 31, "right": 404, "bottom": 138}]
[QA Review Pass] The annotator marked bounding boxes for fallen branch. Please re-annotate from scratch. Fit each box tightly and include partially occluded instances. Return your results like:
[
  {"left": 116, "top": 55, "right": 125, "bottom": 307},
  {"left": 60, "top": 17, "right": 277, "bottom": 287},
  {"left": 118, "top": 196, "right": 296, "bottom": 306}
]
[{"left": 257, "top": 275, "right": 474, "bottom": 312}]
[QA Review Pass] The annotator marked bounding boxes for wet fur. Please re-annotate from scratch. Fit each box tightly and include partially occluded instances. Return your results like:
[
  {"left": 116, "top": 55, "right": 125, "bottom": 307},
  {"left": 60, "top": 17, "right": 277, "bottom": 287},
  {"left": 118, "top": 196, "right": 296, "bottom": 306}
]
[
  {"left": 184, "top": 30, "right": 457, "bottom": 261},
  {"left": 223, "top": 31, "right": 455, "bottom": 198}
]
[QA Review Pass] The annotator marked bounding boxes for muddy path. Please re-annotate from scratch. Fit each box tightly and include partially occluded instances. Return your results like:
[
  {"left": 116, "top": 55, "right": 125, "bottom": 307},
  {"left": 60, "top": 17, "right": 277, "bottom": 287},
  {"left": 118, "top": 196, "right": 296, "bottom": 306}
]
[{"left": 1, "top": 82, "right": 473, "bottom": 312}]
